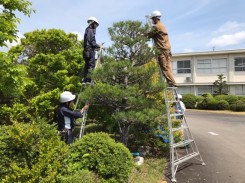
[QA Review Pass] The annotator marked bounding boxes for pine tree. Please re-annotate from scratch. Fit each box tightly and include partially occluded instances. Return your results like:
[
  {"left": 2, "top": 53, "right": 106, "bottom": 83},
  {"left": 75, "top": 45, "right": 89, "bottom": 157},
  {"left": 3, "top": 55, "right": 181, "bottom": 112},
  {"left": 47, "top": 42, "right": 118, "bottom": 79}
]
[
  {"left": 213, "top": 74, "right": 229, "bottom": 95},
  {"left": 80, "top": 20, "right": 166, "bottom": 146}
]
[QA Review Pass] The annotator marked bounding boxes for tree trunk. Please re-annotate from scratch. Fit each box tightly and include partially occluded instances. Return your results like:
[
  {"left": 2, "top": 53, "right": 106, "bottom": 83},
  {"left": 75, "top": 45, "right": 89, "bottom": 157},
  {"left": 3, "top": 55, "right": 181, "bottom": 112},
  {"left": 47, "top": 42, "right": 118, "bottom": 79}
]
[{"left": 120, "top": 121, "right": 131, "bottom": 146}]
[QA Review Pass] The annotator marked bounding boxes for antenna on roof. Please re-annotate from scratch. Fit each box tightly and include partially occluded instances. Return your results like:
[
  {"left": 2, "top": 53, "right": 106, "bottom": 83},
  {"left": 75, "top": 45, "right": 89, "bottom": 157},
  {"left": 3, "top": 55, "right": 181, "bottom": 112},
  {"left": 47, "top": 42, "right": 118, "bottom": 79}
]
[{"left": 212, "top": 46, "right": 215, "bottom": 51}]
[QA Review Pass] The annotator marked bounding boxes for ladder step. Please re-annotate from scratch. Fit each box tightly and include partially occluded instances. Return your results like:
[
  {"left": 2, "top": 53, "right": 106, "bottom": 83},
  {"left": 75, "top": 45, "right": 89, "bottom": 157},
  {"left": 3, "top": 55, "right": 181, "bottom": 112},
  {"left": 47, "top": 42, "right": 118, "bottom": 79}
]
[
  {"left": 174, "top": 152, "right": 199, "bottom": 166},
  {"left": 168, "top": 100, "right": 178, "bottom": 103},
  {"left": 172, "top": 125, "right": 188, "bottom": 132},
  {"left": 172, "top": 139, "right": 193, "bottom": 148},
  {"left": 170, "top": 113, "right": 183, "bottom": 118},
  {"left": 167, "top": 86, "right": 178, "bottom": 90}
]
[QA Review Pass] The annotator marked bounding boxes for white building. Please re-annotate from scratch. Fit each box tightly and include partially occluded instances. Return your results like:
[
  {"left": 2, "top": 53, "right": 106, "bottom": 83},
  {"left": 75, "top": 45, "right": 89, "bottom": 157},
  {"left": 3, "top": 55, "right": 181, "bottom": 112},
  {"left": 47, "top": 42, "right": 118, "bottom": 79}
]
[{"left": 172, "top": 49, "right": 245, "bottom": 96}]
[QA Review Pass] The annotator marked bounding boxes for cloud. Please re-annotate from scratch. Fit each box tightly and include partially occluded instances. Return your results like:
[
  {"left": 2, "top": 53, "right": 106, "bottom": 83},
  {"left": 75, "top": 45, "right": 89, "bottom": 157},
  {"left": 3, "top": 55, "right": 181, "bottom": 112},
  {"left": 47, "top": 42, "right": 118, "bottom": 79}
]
[
  {"left": 213, "top": 21, "right": 245, "bottom": 34},
  {"left": 207, "top": 21, "right": 245, "bottom": 47},
  {"left": 208, "top": 31, "right": 245, "bottom": 47},
  {"left": 71, "top": 31, "right": 83, "bottom": 40},
  {"left": 5, "top": 33, "right": 25, "bottom": 48},
  {"left": 183, "top": 48, "right": 194, "bottom": 52},
  {"left": 171, "top": 0, "right": 211, "bottom": 21}
]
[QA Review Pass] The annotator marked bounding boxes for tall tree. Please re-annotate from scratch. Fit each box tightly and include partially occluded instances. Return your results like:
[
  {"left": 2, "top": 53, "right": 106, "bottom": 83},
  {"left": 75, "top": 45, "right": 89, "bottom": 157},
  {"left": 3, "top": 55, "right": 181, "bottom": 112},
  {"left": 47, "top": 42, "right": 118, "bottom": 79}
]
[
  {"left": 1, "top": 29, "right": 84, "bottom": 124},
  {"left": 0, "top": 0, "right": 34, "bottom": 47},
  {"left": 213, "top": 74, "right": 229, "bottom": 95},
  {"left": 80, "top": 21, "right": 165, "bottom": 146},
  {"left": 0, "top": 52, "right": 28, "bottom": 101}
]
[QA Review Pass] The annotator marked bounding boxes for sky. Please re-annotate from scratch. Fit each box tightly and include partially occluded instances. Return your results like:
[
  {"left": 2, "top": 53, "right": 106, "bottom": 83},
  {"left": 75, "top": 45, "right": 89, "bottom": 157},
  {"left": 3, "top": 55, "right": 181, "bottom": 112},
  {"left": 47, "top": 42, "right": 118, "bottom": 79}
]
[{"left": 2, "top": 0, "right": 245, "bottom": 53}]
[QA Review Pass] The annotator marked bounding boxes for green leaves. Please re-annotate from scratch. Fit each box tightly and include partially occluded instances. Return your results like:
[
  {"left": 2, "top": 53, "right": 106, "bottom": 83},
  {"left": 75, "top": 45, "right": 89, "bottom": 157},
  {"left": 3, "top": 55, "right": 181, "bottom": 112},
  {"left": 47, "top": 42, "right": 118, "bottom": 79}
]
[
  {"left": 0, "top": 0, "right": 35, "bottom": 46},
  {"left": 0, "top": 52, "right": 29, "bottom": 98},
  {"left": 0, "top": 120, "right": 67, "bottom": 182},
  {"left": 66, "top": 132, "right": 134, "bottom": 183},
  {"left": 1, "top": 29, "right": 84, "bottom": 124},
  {"left": 108, "top": 20, "right": 154, "bottom": 66},
  {"left": 213, "top": 74, "right": 229, "bottom": 95}
]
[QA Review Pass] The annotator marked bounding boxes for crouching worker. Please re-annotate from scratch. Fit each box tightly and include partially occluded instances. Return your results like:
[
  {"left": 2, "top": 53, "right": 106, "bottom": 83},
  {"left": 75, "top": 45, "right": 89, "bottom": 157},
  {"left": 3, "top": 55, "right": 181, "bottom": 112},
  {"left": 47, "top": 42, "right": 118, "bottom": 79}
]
[{"left": 57, "top": 91, "right": 89, "bottom": 144}]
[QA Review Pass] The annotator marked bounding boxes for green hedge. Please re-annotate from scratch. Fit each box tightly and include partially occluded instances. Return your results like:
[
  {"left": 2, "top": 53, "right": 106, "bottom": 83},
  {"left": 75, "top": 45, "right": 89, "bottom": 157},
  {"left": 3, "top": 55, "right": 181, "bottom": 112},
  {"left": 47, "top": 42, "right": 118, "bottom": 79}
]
[
  {"left": 230, "top": 100, "right": 245, "bottom": 112},
  {"left": 0, "top": 120, "right": 67, "bottom": 183},
  {"left": 196, "top": 93, "right": 214, "bottom": 109},
  {"left": 57, "top": 170, "right": 99, "bottom": 183},
  {"left": 63, "top": 132, "right": 134, "bottom": 183},
  {"left": 188, "top": 93, "right": 245, "bottom": 111},
  {"left": 182, "top": 94, "right": 197, "bottom": 109},
  {"left": 214, "top": 95, "right": 238, "bottom": 106},
  {"left": 207, "top": 99, "right": 229, "bottom": 110}
]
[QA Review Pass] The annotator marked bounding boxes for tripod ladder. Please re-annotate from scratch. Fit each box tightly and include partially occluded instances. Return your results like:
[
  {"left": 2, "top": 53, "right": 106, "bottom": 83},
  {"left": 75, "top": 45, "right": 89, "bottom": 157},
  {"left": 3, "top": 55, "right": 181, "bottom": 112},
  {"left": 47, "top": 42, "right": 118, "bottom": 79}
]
[
  {"left": 144, "top": 14, "right": 205, "bottom": 182},
  {"left": 163, "top": 85, "right": 205, "bottom": 182}
]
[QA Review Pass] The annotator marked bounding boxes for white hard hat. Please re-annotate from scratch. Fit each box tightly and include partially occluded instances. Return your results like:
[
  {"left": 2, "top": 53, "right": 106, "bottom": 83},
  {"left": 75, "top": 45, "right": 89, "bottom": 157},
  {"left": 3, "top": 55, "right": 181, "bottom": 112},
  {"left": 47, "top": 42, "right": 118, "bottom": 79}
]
[
  {"left": 60, "top": 91, "right": 76, "bottom": 103},
  {"left": 177, "top": 94, "right": 182, "bottom": 99},
  {"left": 150, "top": 10, "right": 162, "bottom": 19},
  {"left": 87, "top": 16, "right": 99, "bottom": 25}
]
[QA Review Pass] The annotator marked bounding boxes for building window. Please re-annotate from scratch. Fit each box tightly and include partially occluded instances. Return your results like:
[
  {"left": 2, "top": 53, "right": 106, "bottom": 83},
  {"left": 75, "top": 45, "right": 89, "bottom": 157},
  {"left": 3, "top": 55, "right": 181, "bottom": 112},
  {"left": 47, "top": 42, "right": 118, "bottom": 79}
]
[
  {"left": 234, "top": 57, "right": 245, "bottom": 71},
  {"left": 177, "top": 86, "right": 192, "bottom": 94},
  {"left": 235, "top": 85, "right": 245, "bottom": 95},
  {"left": 197, "top": 59, "right": 211, "bottom": 73},
  {"left": 197, "top": 86, "right": 213, "bottom": 95},
  {"left": 172, "top": 60, "right": 191, "bottom": 74},
  {"left": 197, "top": 58, "right": 227, "bottom": 74}
]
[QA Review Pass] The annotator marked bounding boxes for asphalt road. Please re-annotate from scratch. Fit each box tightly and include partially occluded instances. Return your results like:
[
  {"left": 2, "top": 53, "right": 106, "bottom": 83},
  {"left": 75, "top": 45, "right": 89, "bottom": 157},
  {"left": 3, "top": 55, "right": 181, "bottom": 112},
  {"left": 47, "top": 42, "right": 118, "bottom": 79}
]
[{"left": 165, "top": 110, "right": 245, "bottom": 183}]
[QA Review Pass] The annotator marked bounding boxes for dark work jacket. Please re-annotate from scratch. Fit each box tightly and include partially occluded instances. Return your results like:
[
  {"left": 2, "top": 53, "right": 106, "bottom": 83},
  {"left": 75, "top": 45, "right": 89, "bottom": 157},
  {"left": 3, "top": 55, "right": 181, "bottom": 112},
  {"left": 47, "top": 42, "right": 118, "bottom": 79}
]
[
  {"left": 57, "top": 103, "right": 83, "bottom": 131},
  {"left": 83, "top": 26, "right": 100, "bottom": 50}
]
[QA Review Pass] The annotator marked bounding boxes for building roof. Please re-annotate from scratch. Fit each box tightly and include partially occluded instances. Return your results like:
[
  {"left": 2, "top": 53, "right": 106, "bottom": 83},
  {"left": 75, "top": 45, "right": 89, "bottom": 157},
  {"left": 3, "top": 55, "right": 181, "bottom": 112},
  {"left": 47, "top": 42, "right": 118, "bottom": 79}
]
[{"left": 173, "top": 49, "right": 245, "bottom": 57}]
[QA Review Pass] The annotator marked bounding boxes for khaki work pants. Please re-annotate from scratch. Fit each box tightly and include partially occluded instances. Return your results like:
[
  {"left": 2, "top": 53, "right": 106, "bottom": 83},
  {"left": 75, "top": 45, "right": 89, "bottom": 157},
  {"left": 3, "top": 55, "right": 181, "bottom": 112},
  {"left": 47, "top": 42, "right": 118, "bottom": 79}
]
[{"left": 158, "top": 50, "right": 176, "bottom": 86}]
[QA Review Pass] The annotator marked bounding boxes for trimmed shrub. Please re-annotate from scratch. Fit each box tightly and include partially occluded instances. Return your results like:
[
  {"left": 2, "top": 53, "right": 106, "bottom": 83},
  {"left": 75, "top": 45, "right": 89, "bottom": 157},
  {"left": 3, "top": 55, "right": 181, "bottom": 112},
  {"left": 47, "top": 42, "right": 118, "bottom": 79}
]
[
  {"left": 215, "top": 95, "right": 238, "bottom": 106},
  {"left": 206, "top": 99, "right": 218, "bottom": 110},
  {"left": 182, "top": 94, "right": 197, "bottom": 109},
  {"left": 216, "top": 100, "right": 230, "bottom": 110},
  {"left": 207, "top": 99, "right": 229, "bottom": 110},
  {"left": 0, "top": 120, "right": 68, "bottom": 183},
  {"left": 65, "top": 132, "right": 134, "bottom": 183},
  {"left": 57, "top": 170, "right": 99, "bottom": 183},
  {"left": 197, "top": 93, "right": 214, "bottom": 109},
  {"left": 230, "top": 100, "right": 245, "bottom": 112}
]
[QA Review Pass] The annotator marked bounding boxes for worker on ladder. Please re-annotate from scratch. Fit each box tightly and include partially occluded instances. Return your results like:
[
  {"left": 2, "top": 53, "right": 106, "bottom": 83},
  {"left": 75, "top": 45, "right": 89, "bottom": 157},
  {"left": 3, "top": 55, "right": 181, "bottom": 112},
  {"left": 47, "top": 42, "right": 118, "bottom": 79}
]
[
  {"left": 83, "top": 16, "right": 101, "bottom": 85},
  {"left": 175, "top": 94, "right": 186, "bottom": 119},
  {"left": 146, "top": 10, "right": 177, "bottom": 87},
  {"left": 57, "top": 91, "right": 89, "bottom": 144}
]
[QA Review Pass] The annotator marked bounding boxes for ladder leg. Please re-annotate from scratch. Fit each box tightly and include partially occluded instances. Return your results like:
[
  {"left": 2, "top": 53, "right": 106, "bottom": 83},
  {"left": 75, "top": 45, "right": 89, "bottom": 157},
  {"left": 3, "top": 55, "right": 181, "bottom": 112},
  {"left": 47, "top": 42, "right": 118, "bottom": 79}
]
[{"left": 164, "top": 85, "right": 205, "bottom": 182}]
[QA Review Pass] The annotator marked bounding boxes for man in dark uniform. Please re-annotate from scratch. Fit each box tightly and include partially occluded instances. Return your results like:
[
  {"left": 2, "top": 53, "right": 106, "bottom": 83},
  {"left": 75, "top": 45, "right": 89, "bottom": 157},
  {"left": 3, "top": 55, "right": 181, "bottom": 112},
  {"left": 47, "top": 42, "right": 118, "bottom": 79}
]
[
  {"left": 147, "top": 10, "right": 177, "bottom": 87},
  {"left": 83, "top": 16, "right": 100, "bottom": 84},
  {"left": 58, "top": 91, "right": 89, "bottom": 144}
]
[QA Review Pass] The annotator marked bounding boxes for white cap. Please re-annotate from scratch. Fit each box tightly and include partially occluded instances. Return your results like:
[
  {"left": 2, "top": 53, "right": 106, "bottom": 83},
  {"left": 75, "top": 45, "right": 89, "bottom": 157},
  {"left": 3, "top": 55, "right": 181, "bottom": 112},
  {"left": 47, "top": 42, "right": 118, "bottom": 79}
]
[
  {"left": 177, "top": 94, "right": 182, "bottom": 99},
  {"left": 87, "top": 16, "right": 99, "bottom": 25},
  {"left": 60, "top": 91, "right": 76, "bottom": 103},
  {"left": 150, "top": 10, "right": 162, "bottom": 19}
]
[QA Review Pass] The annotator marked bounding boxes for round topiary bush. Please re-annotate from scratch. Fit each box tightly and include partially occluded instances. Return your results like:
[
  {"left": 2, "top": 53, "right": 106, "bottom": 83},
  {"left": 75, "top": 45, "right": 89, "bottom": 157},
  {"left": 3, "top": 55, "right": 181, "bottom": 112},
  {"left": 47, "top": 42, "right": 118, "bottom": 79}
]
[
  {"left": 216, "top": 100, "right": 230, "bottom": 110},
  {"left": 57, "top": 169, "right": 98, "bottom": 183},
  {"left": 182, "top": 94, "right": 197, "bottom": 109},
  {"left": 230, "top": 100, "right": 245, "bottom": 112},
  {"left": 66, "top": 132, "right": 134, "bottom": 183},
  {"left": 197, "top": 93, "right": 214, "bottom": 110},
  {"left": 214, "top": 95, "right": 238, "bottom": 106},
  {"left": 206, "top": 99, "right": 218, "bottom": 110},
  {"left": 0, "top": 120, "right": 68, "bottom": 183}
]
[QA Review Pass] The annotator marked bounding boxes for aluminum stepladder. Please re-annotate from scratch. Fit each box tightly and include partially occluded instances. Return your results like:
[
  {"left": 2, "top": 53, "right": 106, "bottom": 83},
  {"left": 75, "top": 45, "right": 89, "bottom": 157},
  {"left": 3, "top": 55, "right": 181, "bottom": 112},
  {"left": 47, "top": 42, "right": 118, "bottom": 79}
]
[
  {"left": 74, "top": 43, "right": 105, "bottom": 139},
  {"left": 144, "top": 14, "right": 205, "bottom": 182},
  {"left": 160, "top": 71, "right": 205, "bottom": 182}
]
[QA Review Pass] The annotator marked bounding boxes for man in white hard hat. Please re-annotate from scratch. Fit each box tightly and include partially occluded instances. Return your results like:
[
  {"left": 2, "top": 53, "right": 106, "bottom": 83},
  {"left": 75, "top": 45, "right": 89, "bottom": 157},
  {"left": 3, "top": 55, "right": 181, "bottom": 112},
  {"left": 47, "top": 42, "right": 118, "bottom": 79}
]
[
  {"left": 147, "top": 10, "right": 176, "bottom": 87},
  {"left": 175, "top": 94, "right": 186, "bottom": 119},
  {"left": 57, "top": 91, "right": 89, "bottom": 144},
  {"left": 83, "top": 16, "right": 100, "bottom": 84}
]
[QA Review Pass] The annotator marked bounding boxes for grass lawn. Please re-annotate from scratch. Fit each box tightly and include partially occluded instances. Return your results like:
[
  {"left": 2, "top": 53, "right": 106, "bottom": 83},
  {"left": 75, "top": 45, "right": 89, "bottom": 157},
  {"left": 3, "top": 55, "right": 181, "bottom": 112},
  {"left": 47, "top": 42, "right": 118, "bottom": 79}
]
[{"left": 129, "top": 158, "right": 167, "bottom": 183}]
